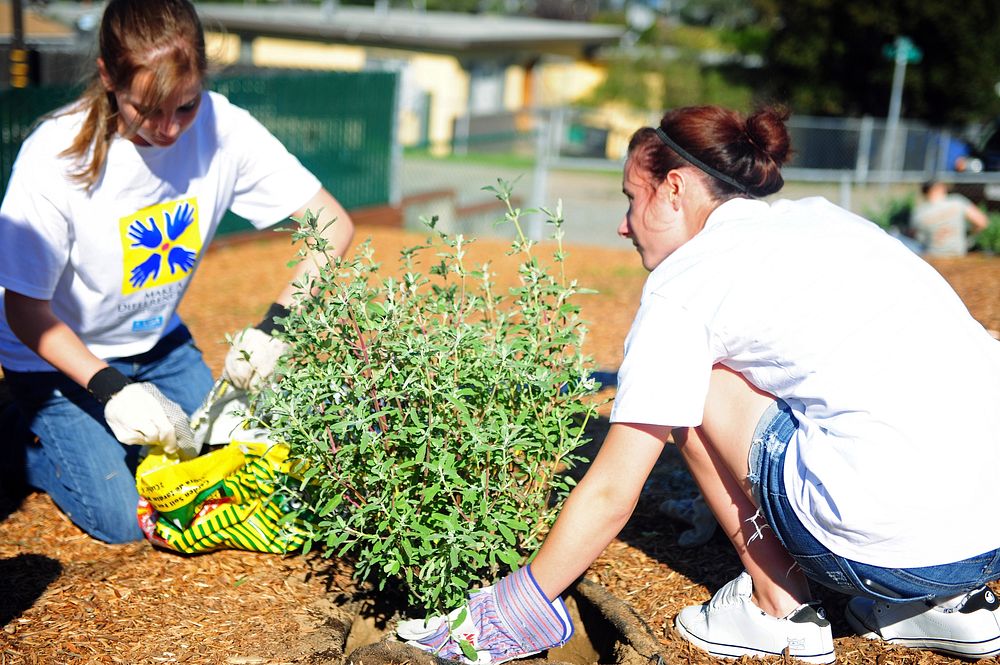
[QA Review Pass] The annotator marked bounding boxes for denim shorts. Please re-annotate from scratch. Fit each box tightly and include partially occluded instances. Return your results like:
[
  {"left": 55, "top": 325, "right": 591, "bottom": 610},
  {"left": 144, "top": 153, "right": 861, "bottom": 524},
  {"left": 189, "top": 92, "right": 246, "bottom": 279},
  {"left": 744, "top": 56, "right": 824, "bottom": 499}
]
[{"left": 748, "top": 400, "right": 1000, "bottom": 603}]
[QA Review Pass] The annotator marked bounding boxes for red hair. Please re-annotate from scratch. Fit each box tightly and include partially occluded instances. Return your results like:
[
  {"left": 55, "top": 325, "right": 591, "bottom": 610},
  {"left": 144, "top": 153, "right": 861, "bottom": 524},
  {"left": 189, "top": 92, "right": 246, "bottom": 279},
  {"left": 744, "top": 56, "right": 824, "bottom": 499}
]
[{"left": 628, "top": 106, "right": 792, "bottom": 200}]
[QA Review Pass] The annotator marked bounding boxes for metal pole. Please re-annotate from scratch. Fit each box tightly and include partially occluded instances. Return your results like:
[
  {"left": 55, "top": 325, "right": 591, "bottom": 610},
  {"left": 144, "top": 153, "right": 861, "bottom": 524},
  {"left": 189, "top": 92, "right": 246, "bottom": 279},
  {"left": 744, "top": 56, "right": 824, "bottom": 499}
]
[
  {"left": 881, "top": 41, "right": 908, "bottom": 180},
  {"left": 856, "top": 115, "right": 873, "bottom": 182},
  {"left": 389, "top": 68, "right": 403, "bottom": 207},
  {"left": 528, "top": 108, "right": 550, "bottom": 241},
  {"left": 839, "top": 173, "right": 852, "bottom": 212},
  {"left": 11, "top": 0, "right": 24, "bottom": 49}
]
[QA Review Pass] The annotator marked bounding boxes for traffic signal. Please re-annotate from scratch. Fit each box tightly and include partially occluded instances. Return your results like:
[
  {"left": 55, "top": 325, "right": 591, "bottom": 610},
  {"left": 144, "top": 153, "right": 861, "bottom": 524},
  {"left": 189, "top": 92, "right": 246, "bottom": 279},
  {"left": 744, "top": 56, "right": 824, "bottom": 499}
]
[{"left": 9, "top": 48, "right": 39, "bottom": 88}]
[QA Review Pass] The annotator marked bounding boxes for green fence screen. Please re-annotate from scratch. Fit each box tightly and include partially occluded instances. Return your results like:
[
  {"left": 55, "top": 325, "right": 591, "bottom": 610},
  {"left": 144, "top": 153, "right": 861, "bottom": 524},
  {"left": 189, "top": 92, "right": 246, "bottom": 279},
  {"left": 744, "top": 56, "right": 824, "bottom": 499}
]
[{"left": 1, "top": 68, "right": 397, "bottom": 235}]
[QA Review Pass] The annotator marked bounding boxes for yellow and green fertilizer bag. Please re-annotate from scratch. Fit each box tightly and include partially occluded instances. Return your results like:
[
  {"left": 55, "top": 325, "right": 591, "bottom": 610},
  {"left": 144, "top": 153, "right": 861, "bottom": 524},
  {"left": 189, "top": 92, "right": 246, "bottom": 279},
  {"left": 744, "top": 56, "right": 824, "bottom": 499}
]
[{"left": 135, "top": 438, "right": 312, "bottom": 554}]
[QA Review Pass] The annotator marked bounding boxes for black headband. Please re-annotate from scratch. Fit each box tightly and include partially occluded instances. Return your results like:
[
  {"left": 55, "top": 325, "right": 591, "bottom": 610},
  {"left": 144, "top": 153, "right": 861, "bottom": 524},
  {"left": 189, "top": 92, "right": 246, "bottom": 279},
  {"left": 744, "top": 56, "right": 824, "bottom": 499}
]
[{"left": 654, "top": 127, "right": 749, "bottom": 194}]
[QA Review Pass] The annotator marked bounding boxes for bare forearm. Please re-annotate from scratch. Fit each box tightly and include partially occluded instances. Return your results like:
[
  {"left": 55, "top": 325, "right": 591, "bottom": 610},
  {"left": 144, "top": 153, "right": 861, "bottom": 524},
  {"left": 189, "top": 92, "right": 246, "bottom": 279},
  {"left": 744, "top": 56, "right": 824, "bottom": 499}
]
[
  {"left": 278, "top": 188, "right": 356, "bottom": 307},
  {"left": 4, "top": 291, "right": 106, "bottom": 387},
  {"left": 530, "top": 478, "right": 638, "bottom": 597},
  {"left": 967, "top": 205, "right": 990, "bottom": 233},
  {"left": 530, "top": 422, "right": 669, "bottom": 600}
]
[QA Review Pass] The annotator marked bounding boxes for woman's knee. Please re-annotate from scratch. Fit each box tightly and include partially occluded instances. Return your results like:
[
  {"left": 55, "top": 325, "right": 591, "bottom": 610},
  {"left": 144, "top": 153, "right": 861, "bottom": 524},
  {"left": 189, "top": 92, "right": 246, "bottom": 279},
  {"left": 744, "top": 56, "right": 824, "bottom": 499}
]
[
  {"left": 29, "top": 410, "right": 145, "bottom": 543},
  {"left": 80, "top": 498, "right": 145, "bottom": 543},
  {"left": 50, "top": 460, "right": 144, "bottom": 543}
]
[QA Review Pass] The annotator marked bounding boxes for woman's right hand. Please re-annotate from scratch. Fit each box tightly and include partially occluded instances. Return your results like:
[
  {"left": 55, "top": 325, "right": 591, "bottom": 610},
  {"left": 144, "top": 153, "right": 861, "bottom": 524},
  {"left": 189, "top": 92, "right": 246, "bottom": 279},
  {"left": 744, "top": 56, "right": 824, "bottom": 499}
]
[
  {"left": 103, "top": 381, "right": 197, "bottom": 457},
  {"left": 4, "top": 292, "right": 198, "bottom": 457},
  {"left": 223, "top": 326, "right": 288, "bottom": 391},
  {"left": 397, "top": 564, "right": 574, "bottom": 664}
]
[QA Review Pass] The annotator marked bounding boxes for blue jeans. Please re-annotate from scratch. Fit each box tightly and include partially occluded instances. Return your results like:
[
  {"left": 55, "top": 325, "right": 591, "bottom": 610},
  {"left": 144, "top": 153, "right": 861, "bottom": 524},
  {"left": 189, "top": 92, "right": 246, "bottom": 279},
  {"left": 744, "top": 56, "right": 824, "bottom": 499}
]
[
  {"left": 3, "top": 325, "right": 213, "bottom": 543},
  {"left": 748, "top": 400, "right": 1000, "bottom": 603}
]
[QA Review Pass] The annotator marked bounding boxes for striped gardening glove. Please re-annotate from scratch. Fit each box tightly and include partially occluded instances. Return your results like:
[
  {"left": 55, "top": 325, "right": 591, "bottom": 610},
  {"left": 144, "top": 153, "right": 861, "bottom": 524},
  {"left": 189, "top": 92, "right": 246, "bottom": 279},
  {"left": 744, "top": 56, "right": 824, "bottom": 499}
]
[{"left": 396, "top": 565, "right": 573, "bottom": 664}]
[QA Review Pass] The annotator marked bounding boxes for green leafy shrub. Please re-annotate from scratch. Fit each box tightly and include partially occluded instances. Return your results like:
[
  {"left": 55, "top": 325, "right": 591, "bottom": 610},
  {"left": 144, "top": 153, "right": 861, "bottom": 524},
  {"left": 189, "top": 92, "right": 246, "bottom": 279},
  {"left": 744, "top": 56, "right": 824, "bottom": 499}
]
[
  {"left": 972, "top": 212, "right": 1000, "bottom": 254},
  {"left": 864, "top": 194, "right": 914, "bottom": 231},
  {"left": 256, "top": 180, "right": 602, "bottom": 611}
]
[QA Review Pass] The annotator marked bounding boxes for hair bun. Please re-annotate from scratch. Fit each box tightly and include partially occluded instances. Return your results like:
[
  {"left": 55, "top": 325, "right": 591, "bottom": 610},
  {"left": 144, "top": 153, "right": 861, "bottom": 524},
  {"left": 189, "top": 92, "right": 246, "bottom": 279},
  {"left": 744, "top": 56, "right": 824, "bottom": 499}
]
[{"left": 745, "top": 107, "right": 791, "bottom": 168}]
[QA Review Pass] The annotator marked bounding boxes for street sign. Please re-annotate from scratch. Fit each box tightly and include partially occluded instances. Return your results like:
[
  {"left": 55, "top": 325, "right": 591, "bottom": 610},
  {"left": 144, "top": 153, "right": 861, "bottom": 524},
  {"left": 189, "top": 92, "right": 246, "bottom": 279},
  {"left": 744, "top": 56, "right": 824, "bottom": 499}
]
[
  {"left": 883, "top": 36, "right": 923, "bottom": 64},
  {"left": 880, "top": 36, "right": 921, "bottom": 178}
]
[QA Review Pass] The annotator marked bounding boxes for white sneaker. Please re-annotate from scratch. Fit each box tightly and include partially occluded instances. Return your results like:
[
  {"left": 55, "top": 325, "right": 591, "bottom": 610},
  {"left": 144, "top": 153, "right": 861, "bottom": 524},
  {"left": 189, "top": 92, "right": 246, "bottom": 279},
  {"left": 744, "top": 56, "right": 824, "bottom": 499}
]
[
  {"left": 674, "top": 571, "right": 835, "bottom": 663},
  {"left": 845, "top": 586, "right": 1000, "bottom": 659}
]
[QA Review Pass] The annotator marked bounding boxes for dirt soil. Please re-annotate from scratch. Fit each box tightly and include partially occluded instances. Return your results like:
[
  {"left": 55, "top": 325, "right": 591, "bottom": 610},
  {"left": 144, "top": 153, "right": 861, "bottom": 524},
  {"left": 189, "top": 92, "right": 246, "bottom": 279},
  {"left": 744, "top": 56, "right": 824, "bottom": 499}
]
[{"left": 2, "top": 225, "right": 999, "bottom": 665}]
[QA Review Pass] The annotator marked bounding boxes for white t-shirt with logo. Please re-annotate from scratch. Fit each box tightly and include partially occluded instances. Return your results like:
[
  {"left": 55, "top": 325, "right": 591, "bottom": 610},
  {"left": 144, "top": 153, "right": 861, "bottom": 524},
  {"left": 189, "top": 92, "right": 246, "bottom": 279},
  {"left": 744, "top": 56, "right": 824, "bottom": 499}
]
[
  {"left": 0, "top": 91, "right": 321, "bottom": 371},
  {"left": 611, "top": 197, "right": 1000, "bottom": 567}
]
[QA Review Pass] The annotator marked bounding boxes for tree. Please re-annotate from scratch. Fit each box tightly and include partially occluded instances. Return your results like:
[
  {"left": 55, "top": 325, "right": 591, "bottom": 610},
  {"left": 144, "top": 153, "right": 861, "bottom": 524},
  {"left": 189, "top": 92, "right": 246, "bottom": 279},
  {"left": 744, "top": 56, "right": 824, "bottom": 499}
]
[
  {"left": 753, "top": 0, "right": 1000, "bottom": 124},
  {"left": 581, "top": 17, "right": 757, "bottom": 113}
]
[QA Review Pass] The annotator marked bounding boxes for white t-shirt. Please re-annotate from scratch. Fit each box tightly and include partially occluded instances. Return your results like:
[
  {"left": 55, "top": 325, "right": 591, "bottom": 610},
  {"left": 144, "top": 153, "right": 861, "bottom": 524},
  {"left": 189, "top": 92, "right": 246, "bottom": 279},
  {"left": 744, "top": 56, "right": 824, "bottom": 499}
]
[
  {"left": 611, "top": 197, "right": 1000, "bottom": 567},
  {"left": 911, "top": 193, "right": 975, "bottom": 257},
  {"left": 0, "top": 91, "right": 321, "bottom": 371}
]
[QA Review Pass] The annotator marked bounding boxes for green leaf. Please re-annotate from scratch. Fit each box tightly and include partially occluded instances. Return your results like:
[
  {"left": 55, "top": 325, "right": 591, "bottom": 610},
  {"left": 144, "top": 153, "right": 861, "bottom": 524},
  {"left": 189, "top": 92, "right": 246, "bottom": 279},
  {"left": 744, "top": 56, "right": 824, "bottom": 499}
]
[
  {"left": 497, "top": 549, "right": 521, "bottom": 566},
  {"left": 497, "top": 523, "right": 515, "bottom": 545},
  {"left": 450, "top": 606, "right": 469, "bottom": 630},
  {"left": 459, "top": 639, "right": 479, "bottom": 662},
  {"left": 319, "top": 495, "right": 343, "bottom": 516}
]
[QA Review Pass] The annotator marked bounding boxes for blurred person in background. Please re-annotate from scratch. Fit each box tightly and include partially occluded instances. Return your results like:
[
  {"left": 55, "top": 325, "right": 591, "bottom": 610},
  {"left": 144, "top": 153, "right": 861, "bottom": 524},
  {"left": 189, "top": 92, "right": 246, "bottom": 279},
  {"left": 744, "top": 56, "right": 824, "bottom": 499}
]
[{"left": 911, "top": 180, "right": 989, "bottom": 257}]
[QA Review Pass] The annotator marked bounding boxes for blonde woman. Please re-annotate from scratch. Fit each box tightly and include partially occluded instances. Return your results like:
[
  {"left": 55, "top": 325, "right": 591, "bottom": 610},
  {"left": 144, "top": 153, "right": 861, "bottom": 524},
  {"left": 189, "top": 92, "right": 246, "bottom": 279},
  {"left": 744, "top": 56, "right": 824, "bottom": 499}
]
[{"left": 0, "top": 0, "right": 353, "bottom": 543}]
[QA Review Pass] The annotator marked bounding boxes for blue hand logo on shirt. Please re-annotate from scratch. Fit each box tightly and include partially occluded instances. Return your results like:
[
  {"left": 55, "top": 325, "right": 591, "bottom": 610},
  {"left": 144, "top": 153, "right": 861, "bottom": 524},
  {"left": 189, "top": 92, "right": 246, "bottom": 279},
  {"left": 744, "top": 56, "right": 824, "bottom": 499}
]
[
  {"left": 165, "top": 202, "right": 195, "bottom": 241},
  {"left": 130, "top": 253, "right": 162, "bottom": 287},
  {"left": 128, "top": 218, "right": 164, "bottom": 249},
  {"left": 167, "top": 246, "right": 196, "bottom": 274},
  {"left": 124, "top": 208, "right": 197, "bottom": 274},
  {"left": 119, "top": 197, "right": 202, "bottom": 295}
]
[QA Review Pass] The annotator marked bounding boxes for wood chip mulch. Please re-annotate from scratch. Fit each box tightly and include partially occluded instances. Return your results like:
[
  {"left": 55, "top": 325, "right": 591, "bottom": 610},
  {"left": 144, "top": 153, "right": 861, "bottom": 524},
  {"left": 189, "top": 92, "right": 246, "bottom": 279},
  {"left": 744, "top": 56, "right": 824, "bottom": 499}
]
[{"left": 2, "top": 225, "right": 998, "bottom": 665}]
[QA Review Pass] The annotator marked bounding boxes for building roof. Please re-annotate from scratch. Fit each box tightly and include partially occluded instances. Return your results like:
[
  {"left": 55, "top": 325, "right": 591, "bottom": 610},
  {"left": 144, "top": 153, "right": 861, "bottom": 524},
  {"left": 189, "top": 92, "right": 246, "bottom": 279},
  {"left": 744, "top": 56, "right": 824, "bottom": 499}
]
[{"left": 39, "top": 1, "right": 622, "bottom": 58}]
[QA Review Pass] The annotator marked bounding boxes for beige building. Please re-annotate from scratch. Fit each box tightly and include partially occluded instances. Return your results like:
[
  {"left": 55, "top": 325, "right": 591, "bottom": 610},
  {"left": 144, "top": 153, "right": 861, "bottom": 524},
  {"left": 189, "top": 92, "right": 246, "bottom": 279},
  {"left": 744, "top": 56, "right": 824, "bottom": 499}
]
[
  {"left": 169, "top": 4, "right": 620, "bottom": 153},
  {"left": 209, "top": 34, "right": 611, "bottom": 153},
  {"left": 35, "top": 2, "right": 622, "bottom": 151}
]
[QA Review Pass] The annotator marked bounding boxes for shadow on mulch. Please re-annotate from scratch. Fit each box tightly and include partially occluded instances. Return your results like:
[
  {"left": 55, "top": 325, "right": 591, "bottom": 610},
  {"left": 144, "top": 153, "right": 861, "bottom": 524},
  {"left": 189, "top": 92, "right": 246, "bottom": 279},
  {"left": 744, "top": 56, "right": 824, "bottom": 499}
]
[{"left": 0, "top": 553, "right": 62, "bottom": 626}]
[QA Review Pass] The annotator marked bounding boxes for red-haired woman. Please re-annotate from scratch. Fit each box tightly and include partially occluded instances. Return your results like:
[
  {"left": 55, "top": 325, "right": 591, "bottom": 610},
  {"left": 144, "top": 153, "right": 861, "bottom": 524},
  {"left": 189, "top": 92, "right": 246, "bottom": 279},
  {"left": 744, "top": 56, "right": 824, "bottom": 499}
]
[{"left": 400, "top": 105, "right": 1000, "bottom": 663}]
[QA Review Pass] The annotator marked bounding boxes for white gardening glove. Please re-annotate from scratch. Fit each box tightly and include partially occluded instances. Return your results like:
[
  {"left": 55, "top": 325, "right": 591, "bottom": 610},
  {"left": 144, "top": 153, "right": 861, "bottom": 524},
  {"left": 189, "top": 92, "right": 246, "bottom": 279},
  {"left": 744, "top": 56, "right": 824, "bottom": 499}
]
[
  {"left": 223, "top": 327, "right": 289, "bottom": 391},
  {"left": 659, "top": 493, "right": 717, "bottom": 547},
  {"left": 223, "top": 302, "right": 291, "bottom": 391},
  {"left": 88, "top": 367, "right": 198, "bottom": 458}
]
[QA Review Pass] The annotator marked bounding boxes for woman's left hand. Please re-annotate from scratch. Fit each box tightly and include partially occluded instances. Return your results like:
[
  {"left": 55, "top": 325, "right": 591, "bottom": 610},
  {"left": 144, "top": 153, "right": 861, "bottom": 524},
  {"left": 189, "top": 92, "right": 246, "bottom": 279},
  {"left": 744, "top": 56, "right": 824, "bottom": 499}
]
[{"left": 223, "top": 327, "right": 288, "bottom": 391}]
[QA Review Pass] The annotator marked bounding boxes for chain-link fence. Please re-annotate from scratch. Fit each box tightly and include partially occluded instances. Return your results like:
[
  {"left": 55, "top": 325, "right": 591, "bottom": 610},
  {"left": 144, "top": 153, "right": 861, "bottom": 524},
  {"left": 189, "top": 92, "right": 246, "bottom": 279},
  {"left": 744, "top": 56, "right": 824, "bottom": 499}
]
[{"left": 449, "top": 106, "right": 1000, "bottom": 181}]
